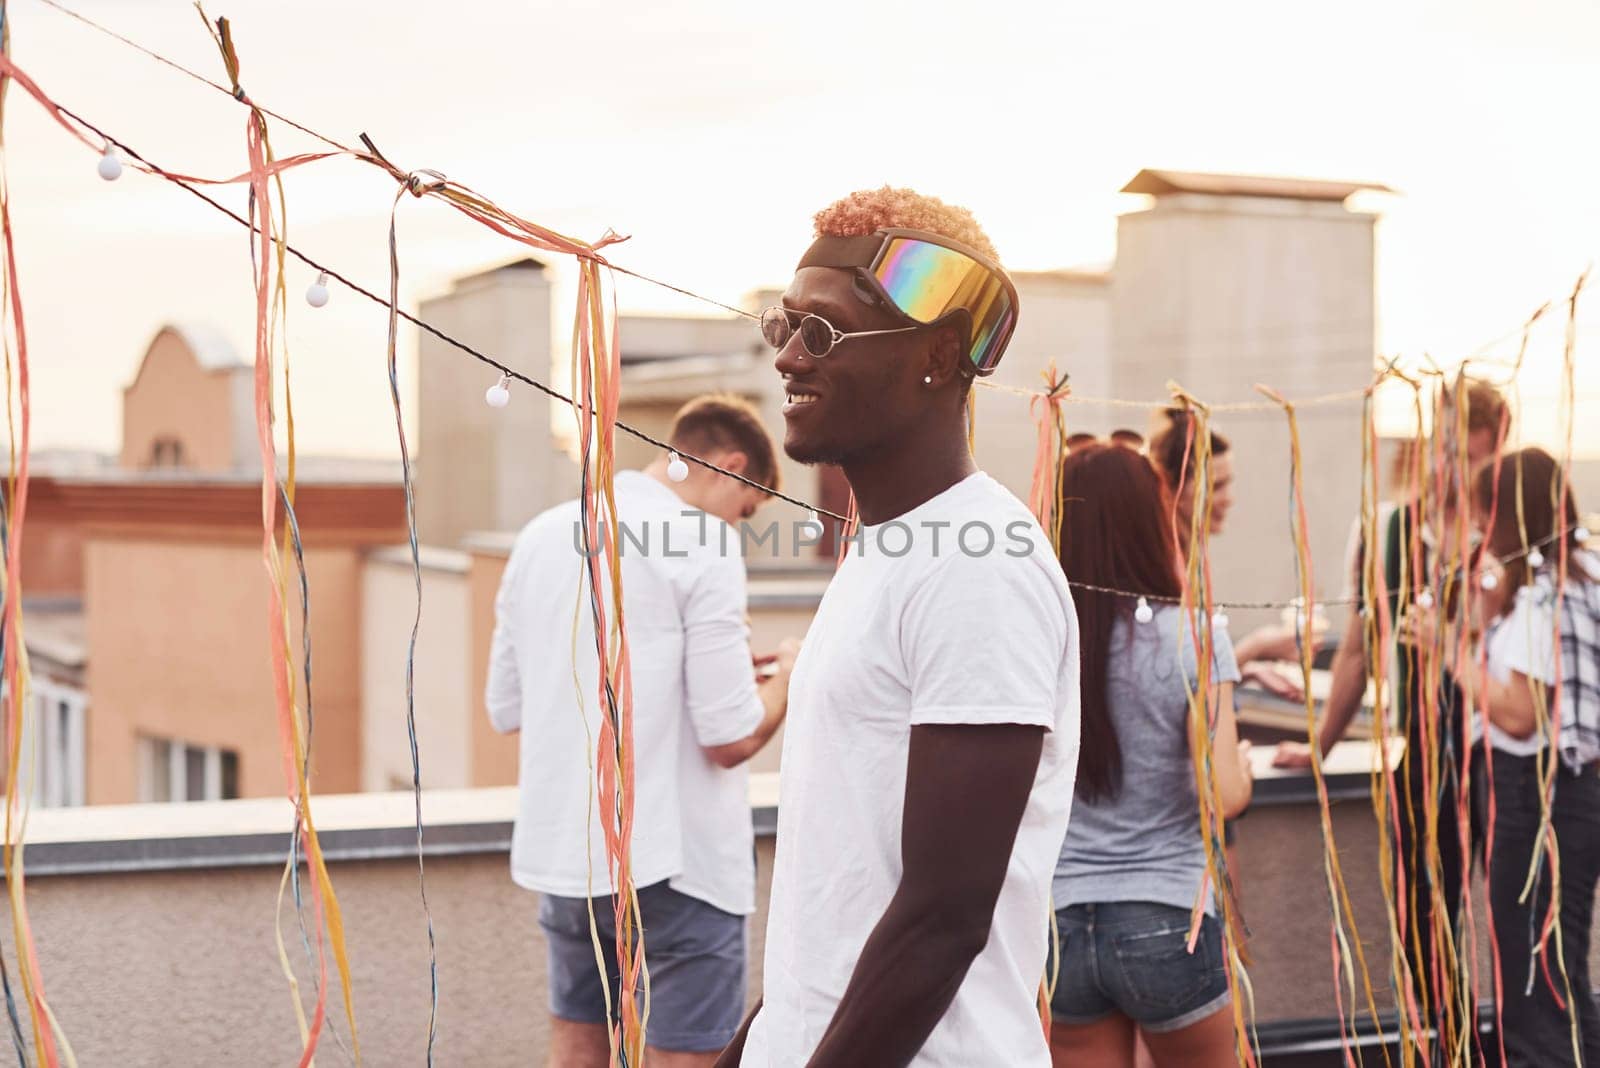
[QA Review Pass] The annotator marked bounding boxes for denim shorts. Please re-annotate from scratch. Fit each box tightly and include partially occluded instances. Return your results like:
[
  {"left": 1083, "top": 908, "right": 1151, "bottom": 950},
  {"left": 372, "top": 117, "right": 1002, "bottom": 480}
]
[
  {"left": 539, "top": 881, "right": 746, "bottom": 1052},
  {"left": 1049, "top": 901, "right": 1231, "bottom": 1033}
]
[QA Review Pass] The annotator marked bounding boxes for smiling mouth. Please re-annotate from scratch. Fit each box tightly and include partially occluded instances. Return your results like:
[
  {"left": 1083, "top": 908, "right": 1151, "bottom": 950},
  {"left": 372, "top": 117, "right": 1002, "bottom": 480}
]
[{"left": 782, "top": 392, "right": 820, "bottom": 416}]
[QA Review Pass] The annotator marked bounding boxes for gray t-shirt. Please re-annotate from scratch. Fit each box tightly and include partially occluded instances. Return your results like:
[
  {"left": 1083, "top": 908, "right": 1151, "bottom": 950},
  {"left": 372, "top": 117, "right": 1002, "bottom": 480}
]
[{"left": 1053, "top": 604, "right": 1241, "bottom": 914}]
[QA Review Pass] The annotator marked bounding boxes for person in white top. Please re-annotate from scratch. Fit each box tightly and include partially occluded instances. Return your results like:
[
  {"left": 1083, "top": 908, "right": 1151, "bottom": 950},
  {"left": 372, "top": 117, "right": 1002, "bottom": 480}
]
[
  {"left": 717, "top": 188, "right": 1080, "bottom": 1067},
  {"left": 487, "top": 394, "right": 800, "bottom": 1068},
  {"left": 1274, "top": 376, "right": 1511, "bottom": 1064},
  {"left": 1402, "top": 446, "right": 1600, "bottom": 1066}
]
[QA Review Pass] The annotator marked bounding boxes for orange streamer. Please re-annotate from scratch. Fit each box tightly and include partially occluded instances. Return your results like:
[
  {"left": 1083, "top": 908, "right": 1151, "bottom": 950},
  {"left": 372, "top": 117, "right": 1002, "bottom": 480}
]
[{"left": 0, "top": 20, "right": 64, "bottom": 1064}]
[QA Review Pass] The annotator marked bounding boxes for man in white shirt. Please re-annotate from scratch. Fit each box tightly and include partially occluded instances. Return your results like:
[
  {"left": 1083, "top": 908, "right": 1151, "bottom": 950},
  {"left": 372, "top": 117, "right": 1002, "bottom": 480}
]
[
  {"left": 718, "top": 189, "right": 1080, "bottom": 1067},
  {"left": 487, "top": 394, "right": 798, "bottom": 1068}
]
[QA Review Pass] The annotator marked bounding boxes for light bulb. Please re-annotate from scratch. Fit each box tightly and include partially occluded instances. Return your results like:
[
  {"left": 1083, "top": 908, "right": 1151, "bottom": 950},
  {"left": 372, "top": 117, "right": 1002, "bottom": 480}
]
[
  {"left": 1416, "top": 589, "right": 1435, "bottom": 610},
  {"left": 1480, "top": 571, "right": 1499, "bottom": 591},
  {"left": 1212, "top": 608, "right": 1230, "bottom": 628},
  {"left": 667, "top": 452, "right": 689, "bottom": 482},
  {"left": 1527, "top": 548, "right": 1545, "bottom": 569},
  {"left": 1134, "top": 597, "right": 1153, "bottom": 624},
  {"left": 97, "top": 147, "right": 122, "bottom": 181},
  {"left": 305, "top": 272, "right": 330, "bottom": 308},
  {"left": 484, "top": 374, "right": 511, "bottom": 408},
  {"left": 1575, "top": 526, "right": 1591, "bottom": 545}
]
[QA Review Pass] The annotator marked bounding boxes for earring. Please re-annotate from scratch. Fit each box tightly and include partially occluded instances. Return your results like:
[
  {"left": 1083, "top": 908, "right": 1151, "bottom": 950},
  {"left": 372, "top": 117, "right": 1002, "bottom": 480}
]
[{"left": 923, "top": 375, "right": 933, "bottom": 385}]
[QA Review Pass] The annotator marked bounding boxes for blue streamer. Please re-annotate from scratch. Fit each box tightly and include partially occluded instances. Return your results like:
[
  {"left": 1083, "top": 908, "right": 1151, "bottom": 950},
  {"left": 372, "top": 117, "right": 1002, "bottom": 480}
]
[{"left": 384, "top": 204, "right": 439, "bottom": 1063}]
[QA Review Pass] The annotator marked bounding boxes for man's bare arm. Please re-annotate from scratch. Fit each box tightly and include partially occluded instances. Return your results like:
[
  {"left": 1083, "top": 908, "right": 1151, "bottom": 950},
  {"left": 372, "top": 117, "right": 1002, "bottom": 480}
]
[{"left": 1274, "top": 611, "right": 1368, "bottom": 766}]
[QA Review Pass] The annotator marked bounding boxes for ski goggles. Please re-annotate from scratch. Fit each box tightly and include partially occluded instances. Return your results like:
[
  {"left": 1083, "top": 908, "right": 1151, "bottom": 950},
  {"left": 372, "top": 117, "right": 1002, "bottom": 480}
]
[{"left": 795, "top": 227, "right": 1019, "bottom": 376}]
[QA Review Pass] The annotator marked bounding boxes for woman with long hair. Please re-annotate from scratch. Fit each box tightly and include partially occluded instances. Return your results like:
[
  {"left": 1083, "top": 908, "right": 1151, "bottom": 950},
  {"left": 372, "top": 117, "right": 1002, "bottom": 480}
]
[
  {"left": 1405, "top": 447, "right": 1600, "bottom": 1064},
  {"left": 1147, "top": 408, "right": 1322, "bottom": 701},
  {"left": 1049, "top": 442, "right": 1254, "bottom": 1067}
]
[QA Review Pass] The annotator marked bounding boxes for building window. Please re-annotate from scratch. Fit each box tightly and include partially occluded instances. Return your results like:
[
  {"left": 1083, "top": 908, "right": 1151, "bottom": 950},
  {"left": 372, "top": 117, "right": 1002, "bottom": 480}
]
[
  {"left": 138, "top": 736, "right": 240, "bottom": 803},
  {"left": 148, "top": 436, "right": 186, "bottom": 469},
  {"left": 16, "top": 681, "right": 86, "bottom": 809}
]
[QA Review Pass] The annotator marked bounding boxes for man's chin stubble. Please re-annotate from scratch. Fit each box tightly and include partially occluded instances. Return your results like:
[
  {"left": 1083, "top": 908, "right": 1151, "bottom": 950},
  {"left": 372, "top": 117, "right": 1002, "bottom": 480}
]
[{"left": 785, "top": 443, "right": 850, "bottom": 468}]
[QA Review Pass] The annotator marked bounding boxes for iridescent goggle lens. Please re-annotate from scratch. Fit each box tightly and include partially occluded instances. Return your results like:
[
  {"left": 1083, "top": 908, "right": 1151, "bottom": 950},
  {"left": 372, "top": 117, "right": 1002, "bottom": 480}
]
[{"left": 870, "top": 237, "right": 1017, "bottom": 375}]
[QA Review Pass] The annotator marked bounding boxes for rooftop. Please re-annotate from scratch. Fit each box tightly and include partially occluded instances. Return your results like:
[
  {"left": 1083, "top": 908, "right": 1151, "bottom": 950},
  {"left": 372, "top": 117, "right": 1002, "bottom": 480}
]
[
  {"left": 23, "top": 598, "right": 86, "bottom": 672},
  {"left": 168, "top": 322, "right": 247, "bottom": 373},
  {"left": 24, "top": 451, "right": 402, "bottom": 486},
  {"left": 1120, "top": 168, "right": 1394, "bottom": 202},
  {"left": 1011, "top": 266, "right": 1111, "bottom": 286}
]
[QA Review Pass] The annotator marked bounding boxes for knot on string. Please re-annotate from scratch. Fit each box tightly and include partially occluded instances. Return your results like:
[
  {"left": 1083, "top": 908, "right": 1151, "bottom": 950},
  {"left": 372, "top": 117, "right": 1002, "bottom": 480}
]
[
  {"left": 405, "top": 169, "right": 448, "bottom": 197},
  {"left": 1254, "top": 383, "right": 1292, "bottom": 412},
  {"left": 1027, "top": 361, "right": 1072, "bottom": 543},
  {"left": 199, "top": 8, "right": 249, "bottom": 103},
  {"left": 574, "top": 229, "right": 631, "bottom": 270},
  {"left": 1165, "top": 380, "right": 1211, "bottom": 419},
  {"left": 1042, "top": 369, "right": 1071, "bottom": 404},
  {"left": 594, "top": 227, "right": 630, "bottom": 251},
  {"left": 357, "top": 133, "right": 438, "bottom": 196},
  {"left": 1028, "top": 369, "right": 1071, "bottom": 432}
]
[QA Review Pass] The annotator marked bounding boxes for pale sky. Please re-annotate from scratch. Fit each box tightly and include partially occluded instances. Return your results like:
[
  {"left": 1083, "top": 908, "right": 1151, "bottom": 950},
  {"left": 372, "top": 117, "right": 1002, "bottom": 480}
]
[{"left": 10, "top": 0, "right": 1600, "bottom": 459}]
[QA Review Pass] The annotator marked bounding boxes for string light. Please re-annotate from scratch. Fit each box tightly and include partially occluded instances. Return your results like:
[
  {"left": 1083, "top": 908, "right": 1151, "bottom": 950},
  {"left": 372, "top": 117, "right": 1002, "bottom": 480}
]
[
  {"left": 801, "top": 510, "right": 823, "bottom": 540},
  {"left": 305, "top": 271, "right": 330, "bottom": 308},
  {"left": 1134, "top": 597, "right": 1154, "bottom": 624},
  {"left": 1480, "top": 571, "right": 1500, "bottom": 590},
  {"left": 25, "top": 11, "right": 1592, "bottom": 1064},
  {"left": 484, "top": 373, "right": 510, "bottom": 409},
  {"left": 96, "top": 145, "right": 121, "bottom": 180},
  {"left": 44, "top": 58, "right": 1589, "bottom": 616}
]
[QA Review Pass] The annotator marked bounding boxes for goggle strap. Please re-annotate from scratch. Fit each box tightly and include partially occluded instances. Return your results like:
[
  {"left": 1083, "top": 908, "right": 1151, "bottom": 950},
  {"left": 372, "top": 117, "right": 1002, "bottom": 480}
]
[
  {"left": 797, "top": 234, "right": 958, "bottom": 327},
  {"left": 796, "top": 234, "right": 885, "bottom": 271}
]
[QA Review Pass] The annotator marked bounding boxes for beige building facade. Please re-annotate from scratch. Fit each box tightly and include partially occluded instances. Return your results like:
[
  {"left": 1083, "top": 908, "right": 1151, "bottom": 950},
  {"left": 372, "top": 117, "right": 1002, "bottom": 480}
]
[{"left": 14, "top": 325, "right": 407, "bottom": 808}]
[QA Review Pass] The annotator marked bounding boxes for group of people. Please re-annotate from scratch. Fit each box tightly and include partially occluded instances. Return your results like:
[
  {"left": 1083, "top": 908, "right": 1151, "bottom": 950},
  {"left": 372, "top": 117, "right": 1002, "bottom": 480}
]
[
  {"left": 486, "top": 186, "right": 1600, "bottom": 1067},
  {"left": 1273, "top": 380, "right": 1600, "bottom": 1067}
]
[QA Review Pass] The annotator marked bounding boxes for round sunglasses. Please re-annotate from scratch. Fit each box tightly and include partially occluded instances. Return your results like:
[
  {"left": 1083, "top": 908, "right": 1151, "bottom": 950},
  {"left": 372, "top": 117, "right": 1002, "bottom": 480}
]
[{"left": 759, "top": 306, "right": 919, "bottom": 358}]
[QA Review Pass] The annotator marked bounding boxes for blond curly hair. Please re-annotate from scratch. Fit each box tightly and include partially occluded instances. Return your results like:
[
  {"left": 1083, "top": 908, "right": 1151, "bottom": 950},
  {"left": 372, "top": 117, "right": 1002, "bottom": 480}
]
[{"left": 812, "top": 186, "right": 1000, "bottom": 264}]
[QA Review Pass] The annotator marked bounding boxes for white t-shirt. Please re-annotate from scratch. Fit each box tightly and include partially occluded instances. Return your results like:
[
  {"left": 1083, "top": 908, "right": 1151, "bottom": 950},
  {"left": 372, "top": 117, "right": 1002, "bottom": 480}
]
[
  {"left": 1477, "top": 588, "right": 1556, "bottom": 757},
  {"left": 485, "top": 470, "right": 765, "bottom": 915},
  {"left": 742, "top": 472, "right": 1080, "bottom": 1067},
  {"left": 1476, "top": 553, "right": 1600, "bottom": 759}
]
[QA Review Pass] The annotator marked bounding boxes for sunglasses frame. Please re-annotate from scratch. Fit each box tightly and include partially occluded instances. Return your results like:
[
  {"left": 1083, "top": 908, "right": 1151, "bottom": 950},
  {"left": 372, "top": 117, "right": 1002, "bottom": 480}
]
[
  {"left": 759, "top": 306, "right": 920, "bottom": 358},
  {"left": 1066, "top": 429, "right": 1147, "bottom": 451}
]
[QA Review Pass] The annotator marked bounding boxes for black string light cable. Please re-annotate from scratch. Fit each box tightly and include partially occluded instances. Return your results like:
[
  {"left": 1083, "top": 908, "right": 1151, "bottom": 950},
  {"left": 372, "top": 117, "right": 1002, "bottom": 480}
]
[
  {"left": 40, "top": 0, "right": 1593, "bottom": 383},
  {"left": 39, "top": 89, "right": 1596, "bottom": 613},
  {"left": 53, "top": 100, "right": 1600, "bottom": 611},
  {"left": 38, "top": 0, "right": 763, "bottom": 324},
  {"left": 39, "top": 0, "right": 1600, "bottom": 434},
  {"left": 48, "top": 0, "right": 1596, "bottom": 371},
  {"left": 47, "top": 102, "right": 820, "bottom": 510}
]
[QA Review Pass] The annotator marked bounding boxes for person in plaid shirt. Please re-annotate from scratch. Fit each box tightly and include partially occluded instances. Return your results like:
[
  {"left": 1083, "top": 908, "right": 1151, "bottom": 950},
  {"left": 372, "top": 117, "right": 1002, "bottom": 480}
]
[
  {"left": 1278, "top": 377, "right": 1511, "bottom": 1064},
  {"left": 1405, "top": 446, "right": 1600, "bottom": 1066}
]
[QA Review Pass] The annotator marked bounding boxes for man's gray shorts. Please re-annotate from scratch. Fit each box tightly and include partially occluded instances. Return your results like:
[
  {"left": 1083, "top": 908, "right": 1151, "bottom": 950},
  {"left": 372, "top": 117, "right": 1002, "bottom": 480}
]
[{"left": 539, "top": 880, "right": 746, "bottom": 1052}]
